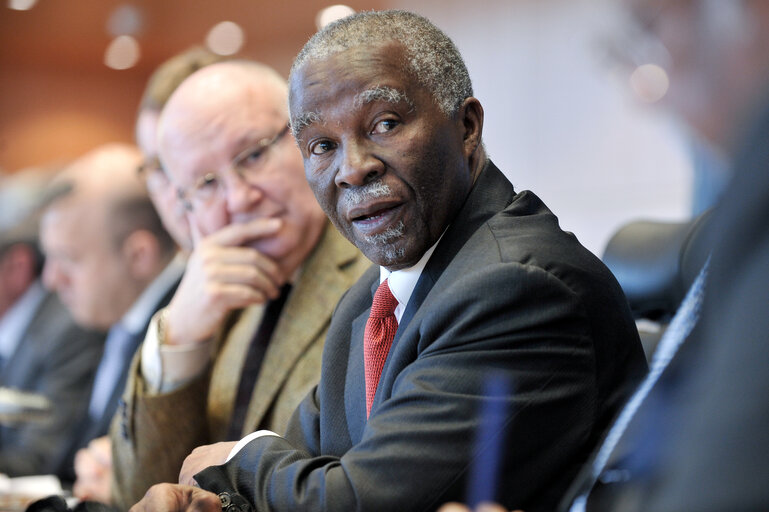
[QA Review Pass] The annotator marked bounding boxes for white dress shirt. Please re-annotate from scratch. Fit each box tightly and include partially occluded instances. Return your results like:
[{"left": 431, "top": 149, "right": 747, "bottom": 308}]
[
  {"left": 227, "top": 239, "right": 441, "bottom": 461},
  {"left": 87, "top": 255, "right": 186, "bottom": 419}
]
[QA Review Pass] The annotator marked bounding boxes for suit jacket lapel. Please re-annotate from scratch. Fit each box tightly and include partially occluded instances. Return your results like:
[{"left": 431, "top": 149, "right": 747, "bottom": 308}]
[
  {"left": 372, "top": 162, "right": 517, "bottom": 414},
  {"left": 242, "top": 223, "right": 364, "bottom": 434},
  {"left": 91, "top": 277, "right": 181, "bottom": 440},
  {"left": 208, "top": 305, "right": 263, "bottom": 441},
  {"left": 396, "top": 161, "right": 516, "bottom": 337},
  {"left": 345, "top": 287, "right": 375, "bottom": 441}
]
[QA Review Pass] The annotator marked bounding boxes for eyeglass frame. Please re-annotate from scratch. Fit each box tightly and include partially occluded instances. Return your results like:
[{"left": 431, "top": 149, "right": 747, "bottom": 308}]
[
  {"left": 176, "top": 123, "right": 291, "bottom": 211},
  {"left": 136, "top": 157, "right": 173, "bottom": 197}
]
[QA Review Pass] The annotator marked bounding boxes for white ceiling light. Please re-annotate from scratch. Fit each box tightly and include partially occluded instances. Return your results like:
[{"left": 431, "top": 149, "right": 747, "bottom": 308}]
[
  {"left": 7, "top": 0, "right": 37, "bottom": 10},
  {"left": 104, "top": 35, "right": 140, "bottom": 70},
  {"left": 629, "top": 63, "right": 669, "bottom": 103},
  {"left": 316, "top": 5, "right": 355, "bottom": 30},
  {"left": 206, "top": 21, "right": 244, "bottom": 56}
]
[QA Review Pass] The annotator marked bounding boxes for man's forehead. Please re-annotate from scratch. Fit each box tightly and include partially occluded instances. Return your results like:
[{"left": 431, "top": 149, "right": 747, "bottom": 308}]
[
  {"left": 162, "top": 102, "right": 283, "bottom": 160},
  {"left": 353, "top": 86, "right": 413, "bottom": 108},
  {"left": 291, "top": 42, "right": 408, "bottom": 97},
  {"left": 42, "top": 198, "right": 98, "bottom": 236},
  {"left": 290, "top": 46, "right": 416, "bottom": 138},
  {"left": 163, "top": 77, "right": 285, "bottom": 139}
]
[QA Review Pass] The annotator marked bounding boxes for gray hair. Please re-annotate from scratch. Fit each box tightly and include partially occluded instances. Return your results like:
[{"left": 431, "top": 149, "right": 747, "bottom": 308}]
[{"left": 289, "top": 10, "right": 473, "bottom": 120}]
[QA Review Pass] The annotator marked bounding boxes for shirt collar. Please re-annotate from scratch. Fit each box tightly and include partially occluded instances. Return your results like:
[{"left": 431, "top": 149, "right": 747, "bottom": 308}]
[
  {"left": 379, "top": 238, "right": 441, "bottom": 323},
  {"left": 119, "top": 253, "right": 186, "bottom": 334}
]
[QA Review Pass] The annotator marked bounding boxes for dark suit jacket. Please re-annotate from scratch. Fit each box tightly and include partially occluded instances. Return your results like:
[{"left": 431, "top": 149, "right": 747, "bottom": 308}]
[
  {"left": 0, "top": 289, "right": 105, "bottom": 477},
  {"left": 52, "top": 275, "right": 180, "bottom": 484},
  {"left": 576, "top": 94, "right": 769, "bottom": 512},
  {"left": 196, "top": 161, "right": 646, "bottom": 512}
]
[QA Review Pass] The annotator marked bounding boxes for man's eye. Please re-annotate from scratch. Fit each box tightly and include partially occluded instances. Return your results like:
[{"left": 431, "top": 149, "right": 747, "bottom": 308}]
[
  {"left": 372, "top": 119, "right": 399, "bottom": 134},
  {"left": 197, "top": 173, "right": 219, "bottom": 190},
  {"left": 242, "top": 148, "right": 265, "bottom": 166},
  {"left": 310, "top": 140, "right": 337, "bottom": 155}
]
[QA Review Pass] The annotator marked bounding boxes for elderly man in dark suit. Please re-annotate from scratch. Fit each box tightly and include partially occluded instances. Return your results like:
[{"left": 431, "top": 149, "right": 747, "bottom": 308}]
[
  {"left": 39, "top": 144, "right": 183, "bottom": 488},
  {"left": 132, "top": 10, "right": 646, "bottom": 512}
]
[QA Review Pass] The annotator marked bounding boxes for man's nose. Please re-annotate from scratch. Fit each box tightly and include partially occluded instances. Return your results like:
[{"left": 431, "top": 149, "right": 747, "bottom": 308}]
[
  {"left": 222, "top": 173, "right": 264, "bottom": 214},
  {"left": 42, "top": 259, "right": 63, "bottom": 291},
  {"left": 334, "top": 139, "right": 384, "bottom": 189}
]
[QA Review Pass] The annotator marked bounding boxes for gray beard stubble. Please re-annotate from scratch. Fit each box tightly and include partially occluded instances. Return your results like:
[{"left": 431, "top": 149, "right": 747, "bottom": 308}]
[{"left": 342, "top": 180, "right": 406, "bottom": 262}]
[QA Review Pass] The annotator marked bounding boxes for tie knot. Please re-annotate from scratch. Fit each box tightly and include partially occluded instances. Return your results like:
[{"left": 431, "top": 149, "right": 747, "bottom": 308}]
[{"left": 370, "top": 279, "right": 398, "bottom": 318}]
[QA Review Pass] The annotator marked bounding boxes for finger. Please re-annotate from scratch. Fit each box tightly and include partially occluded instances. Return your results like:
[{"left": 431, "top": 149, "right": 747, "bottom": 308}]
[
  {"left": 89, "top": 437, "right": 112, "bottom": 466},
  {"left": 205, "top": 264, "right": 282, "bottom": 299},
  {"left": 205, "top": 283, "right": 273, "bottom": 311},
  {"left": 188, "top": 489, "right": 224, "bottom": 512},
  {"left": 437, "top": 504, "right": 471, "bottom": 512},
  {"left": 202, "top": 246, "right": 283, "bottom": 288},
  {"left": 476, "top": 503, "right": 511, "bottom": 512},
  {"left": 131, "top": 484, "right": 199, "bottom": 512},
  {"left": 72, "top": 480, "right": 88, "bottom": 500},
  {"left": 187, "top": 211, "right": 204, "bottom": 246},
  {"left": 73, "top": 449, "right": 94, "bottom": 476},
  {"left": 204, "top": 217, "right": 283, "bottom": 248}
]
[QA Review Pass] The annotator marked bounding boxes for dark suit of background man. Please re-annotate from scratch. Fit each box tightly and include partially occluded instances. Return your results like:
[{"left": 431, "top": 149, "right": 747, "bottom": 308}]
[
  {"left": 133, "top": 10, "right": 646, "bottom": 512},
  {"left": 71, "top": 47, "right": 220, "bottom": 506},
  {"left": 39, "top": 143, "right": 182, "bottom": 485},
  {"left": 572, "top": 0, "right": 769, "bottom": 510},
  {"left": 0, "top": 178, "right": 104, "bottom": 477},
  {"left": 442, "top": 2, "right": 769, "bottom": 512}
]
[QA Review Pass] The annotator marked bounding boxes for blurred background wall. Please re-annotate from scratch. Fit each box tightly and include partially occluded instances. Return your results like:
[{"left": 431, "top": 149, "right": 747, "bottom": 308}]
[{"left": 0, "top": 0, "right": 692, "bottom": 255}]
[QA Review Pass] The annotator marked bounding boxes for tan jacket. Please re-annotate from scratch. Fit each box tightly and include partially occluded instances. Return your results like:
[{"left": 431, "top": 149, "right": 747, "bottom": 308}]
[{"left": 110, "top": 223, "right": 371, "bottom": 509}]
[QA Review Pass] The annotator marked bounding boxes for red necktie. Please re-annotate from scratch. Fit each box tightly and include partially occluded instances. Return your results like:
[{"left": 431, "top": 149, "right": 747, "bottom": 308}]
[{"left": 364, "top": 279, "right": 399, "bottom": 417}]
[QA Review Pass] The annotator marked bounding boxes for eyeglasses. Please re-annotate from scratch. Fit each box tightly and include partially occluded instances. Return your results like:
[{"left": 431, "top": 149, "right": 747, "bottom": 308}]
[
  {"left": 177, "top": 124, "right": 290, "bottom": 210},
  {"left": 137, "top": 157, "right": 171, "bottom": 196},
  {"left": 137, "top": 157, "right": 162, "bottom": 176}
]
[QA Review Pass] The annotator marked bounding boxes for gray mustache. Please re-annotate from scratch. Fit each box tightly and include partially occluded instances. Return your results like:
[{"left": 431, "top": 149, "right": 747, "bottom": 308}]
[{"left": 341, "top": 180, "right": 393, "bottom": 209}]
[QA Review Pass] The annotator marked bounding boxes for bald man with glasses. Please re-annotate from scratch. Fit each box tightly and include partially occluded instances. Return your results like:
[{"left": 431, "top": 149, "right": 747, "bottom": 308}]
[{"left": 110, "top": 60, "right": 370, "bottom": 509}]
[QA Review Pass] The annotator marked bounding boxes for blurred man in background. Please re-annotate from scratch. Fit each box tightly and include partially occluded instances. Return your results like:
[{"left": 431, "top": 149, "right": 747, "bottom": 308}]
[
  {"left": 0, "top": 170, "right": 104, "bottom": 478},
  {"left": 571, "top": 0, "right": 769, "bottom": 509},
  {"left": 40, "top": 143, "right": 182, "bottom": 488},
  {"left": 443, "top": 1, "right": 769, "bottom": 510},
  {"left": 135, "top": 47, "right": 223, "bottom": 253},
  {"left": 72, "top": 47, "right": 222, "bottom": 504}
]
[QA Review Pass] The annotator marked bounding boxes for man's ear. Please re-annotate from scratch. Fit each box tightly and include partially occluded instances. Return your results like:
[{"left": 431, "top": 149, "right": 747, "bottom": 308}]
[
  {"left": 121, "top": 230, "right": 162, "bottom": 280},
  {"left": 1, "top": 244, "right": 37, "bottom": 296},
  {"left": 459, "top": 97, "right": 484, "bottom": 161}
]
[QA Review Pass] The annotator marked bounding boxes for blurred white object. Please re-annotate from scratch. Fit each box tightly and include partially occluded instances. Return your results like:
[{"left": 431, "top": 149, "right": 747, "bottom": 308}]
[
  {"left": 0, "top": 387, "right": 52, "bottom": 425},
  {"left": 0, "top": 473, "right": 64, "bottom": 511},
  {"left": 0, "top": 168, "right": 51, "bottom": 232}
]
